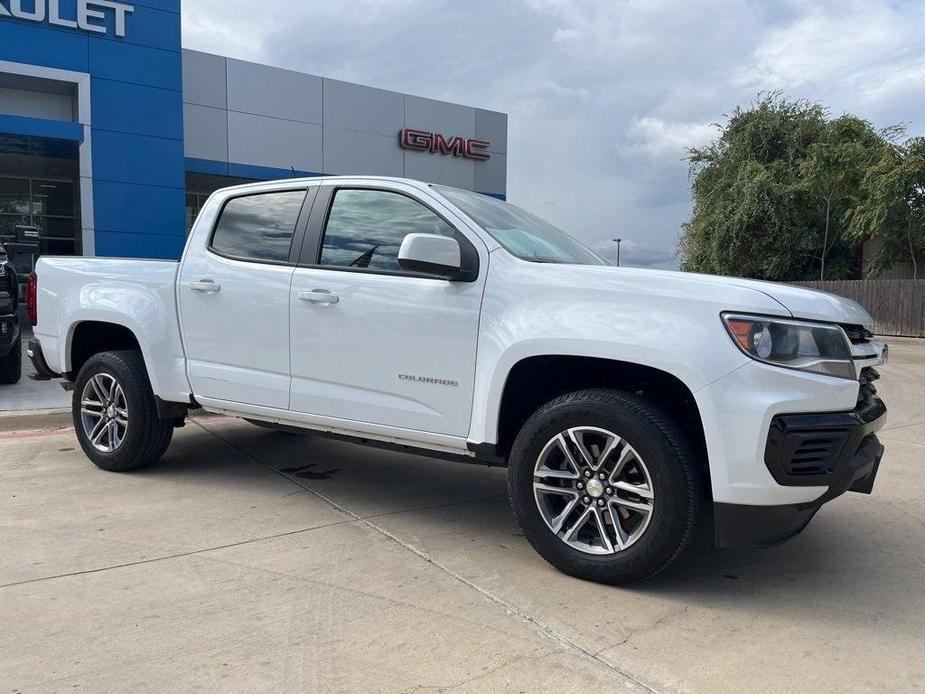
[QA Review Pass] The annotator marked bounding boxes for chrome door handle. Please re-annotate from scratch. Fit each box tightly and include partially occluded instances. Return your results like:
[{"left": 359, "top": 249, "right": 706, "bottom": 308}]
[
  {"left": 188, "top": 280, "right": 221, "bottom": 294},
  {"left": 299, "top": 289, "right": 339, "bottom": 305}
]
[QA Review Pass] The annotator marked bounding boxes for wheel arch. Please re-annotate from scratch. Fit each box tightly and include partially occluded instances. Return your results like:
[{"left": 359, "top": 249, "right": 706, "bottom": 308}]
[
  {"left": 67, "top": 320, "right": 143, "bottom": 378},
  {"left": 487, "top": 355, "right": 709, "bottom": 486}
]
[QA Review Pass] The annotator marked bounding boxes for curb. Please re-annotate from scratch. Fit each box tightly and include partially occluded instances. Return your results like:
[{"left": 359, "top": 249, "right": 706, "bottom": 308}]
[
  {"left": 0, "top": 408, "right": 225, "bottom": 434},
  {"left": 0, "top": 408, "right": 71, "bottom": 433}
]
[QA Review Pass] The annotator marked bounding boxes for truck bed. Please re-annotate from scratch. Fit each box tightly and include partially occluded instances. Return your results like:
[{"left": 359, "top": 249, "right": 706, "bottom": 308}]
[{"left": 33, "top": 256, "right": 192, "bottom": 403}]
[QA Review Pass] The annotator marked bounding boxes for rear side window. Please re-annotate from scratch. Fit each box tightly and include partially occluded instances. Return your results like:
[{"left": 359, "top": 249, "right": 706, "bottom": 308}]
[{"left": 211, "top": 190, "right": 306, "bottom": 263}]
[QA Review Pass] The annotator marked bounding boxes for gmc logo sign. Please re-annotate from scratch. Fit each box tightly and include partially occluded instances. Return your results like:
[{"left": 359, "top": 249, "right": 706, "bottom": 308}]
[{"left": 400, "top": 129, "right": 491, "bottom": 161}]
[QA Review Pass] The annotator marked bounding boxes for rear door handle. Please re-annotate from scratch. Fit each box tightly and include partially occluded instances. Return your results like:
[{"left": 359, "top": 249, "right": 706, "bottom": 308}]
[
  {"left": 298, "top": 289, "right": 339, "bottom": 305},
  {"left": 188, "top": 280, "right": 221, "bottom": 294}
]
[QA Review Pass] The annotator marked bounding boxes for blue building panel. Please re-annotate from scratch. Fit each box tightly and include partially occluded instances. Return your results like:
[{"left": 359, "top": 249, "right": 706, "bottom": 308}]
[
  {"left": 94, "top": 230, "right": 186, "bottom": 259},
  {"left": 0, "top": 114, "right": 83, "bottom": 142},
  {"left": 129, "top": 1, "right": 182, "bottom": 14},
  {"left": 92, "top": 129, "right": 184, "bottom": 188},
  {"left": 92, "top": 180, "right": 185, "bottom": 236},
  {"left": 89, "top": 39, "right": 182, "bottom": 91},
  {"left": 91, "top": 78, "right": 183, "bottom": 141},
  {"left": 0, "top": 20, "right": 90, "bottom": 72},
  {"left": 81, "top": 5, "right": 181, "bottom": 53}
]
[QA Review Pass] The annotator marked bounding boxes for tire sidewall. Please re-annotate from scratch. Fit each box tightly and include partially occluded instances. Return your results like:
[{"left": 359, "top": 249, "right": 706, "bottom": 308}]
[
  {"left": 72, "top": 352, "right": 162, "bottom": 471},
  {"left": 509, "top": 391, "right": 697, "bottom": 583}
]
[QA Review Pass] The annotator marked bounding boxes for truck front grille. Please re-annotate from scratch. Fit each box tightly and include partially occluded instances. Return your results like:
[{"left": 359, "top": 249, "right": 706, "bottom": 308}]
[
  {"left": 841, "top": 324, "right": 873, "bottom": 345},
  {"left": 858, "top": 366, "right": 880, "bottom": 403}
]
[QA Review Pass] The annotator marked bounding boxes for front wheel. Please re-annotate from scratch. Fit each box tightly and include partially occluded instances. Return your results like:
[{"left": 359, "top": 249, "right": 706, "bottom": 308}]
[
  {"left": 508, "top": 388, "right": 706, "bottom": 584},
  {"left": 72, "top": 351, "right": 173, "bottom": 472}
]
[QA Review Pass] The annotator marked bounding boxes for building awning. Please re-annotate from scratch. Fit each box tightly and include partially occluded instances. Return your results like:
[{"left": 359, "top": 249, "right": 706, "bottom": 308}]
[{"left": 0, "top": 114, "right": 83, "bottom": 143}]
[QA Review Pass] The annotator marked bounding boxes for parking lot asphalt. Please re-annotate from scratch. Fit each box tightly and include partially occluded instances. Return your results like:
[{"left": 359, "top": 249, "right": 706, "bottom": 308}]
[{"left": 1, "top": 339, "right": 923, "bottom": 693}]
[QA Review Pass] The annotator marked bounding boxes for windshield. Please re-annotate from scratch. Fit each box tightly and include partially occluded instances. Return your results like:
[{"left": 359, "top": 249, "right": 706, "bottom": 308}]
[{"left": 435, "top": 186, "right": 605, "bottom": 266}]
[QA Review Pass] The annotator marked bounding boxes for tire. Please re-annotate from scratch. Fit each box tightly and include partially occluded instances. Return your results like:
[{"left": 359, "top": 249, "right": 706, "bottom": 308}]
[
  {"left": 72, "top": 350, "right": 173, "bottom": 472},
  {"left": 508, "top": 388, "right": 707, "bottom": 585},
  {"left": 0, "top": 336, "right": 22, "bottom": 384}
]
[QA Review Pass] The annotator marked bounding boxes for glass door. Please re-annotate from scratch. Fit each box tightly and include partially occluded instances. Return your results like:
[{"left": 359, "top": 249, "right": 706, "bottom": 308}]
[{"left": 0, "top": 176, "right": 80, "bottom": 299}]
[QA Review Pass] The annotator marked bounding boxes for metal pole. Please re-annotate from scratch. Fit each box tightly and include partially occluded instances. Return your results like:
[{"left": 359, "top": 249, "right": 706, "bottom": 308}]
[{"left": 613, "top": 238, "right": 622, "bottom": 267}]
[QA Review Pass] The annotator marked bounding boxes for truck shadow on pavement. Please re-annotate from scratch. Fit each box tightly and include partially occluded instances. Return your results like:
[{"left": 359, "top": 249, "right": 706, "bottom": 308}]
[{"left": 142, "top": 419, "right": 916, "bottom": 625}]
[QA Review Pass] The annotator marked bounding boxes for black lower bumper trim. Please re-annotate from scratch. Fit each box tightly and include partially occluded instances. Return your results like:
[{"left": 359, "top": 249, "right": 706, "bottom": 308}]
[
  {"left": 26, "top": 339, "right": 59, "bottom": 381},
  {"left": 716, "top": 432, "right": 885, "bottom": 548},
  {"left": 714, "top": 502, "right": 820, "bottom": 548}
]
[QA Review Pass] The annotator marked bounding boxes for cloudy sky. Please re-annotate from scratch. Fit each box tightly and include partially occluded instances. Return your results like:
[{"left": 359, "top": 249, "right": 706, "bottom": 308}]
[{"left": 182, "top": 0, "right": 925, "bottom": 268}]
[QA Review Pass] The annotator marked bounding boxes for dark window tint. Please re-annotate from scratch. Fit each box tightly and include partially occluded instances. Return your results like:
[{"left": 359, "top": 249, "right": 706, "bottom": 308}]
[
  {"left": 211, "top": 191, "right": 305, "bottom": 263},
  {"left": 320, "top": 189, "right": 454, "bottom": 271}
]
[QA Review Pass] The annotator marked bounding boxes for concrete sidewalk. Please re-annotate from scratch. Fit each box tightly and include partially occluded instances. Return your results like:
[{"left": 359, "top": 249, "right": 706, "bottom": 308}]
[
  {"left": 1, "top": 341, "right": 923, "bottom": 692},
  {"left": 0, "top": 326, "right": 69, "bottom": 413}
]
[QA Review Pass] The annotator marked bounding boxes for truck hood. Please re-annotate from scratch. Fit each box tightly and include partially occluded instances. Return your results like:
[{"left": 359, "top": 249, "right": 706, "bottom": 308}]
[
  {"left": 529, "top": 262, "right": 874, "bottom": 326},
  {"left": 629, "top": 268, "right": 874, "bottom": 325}
]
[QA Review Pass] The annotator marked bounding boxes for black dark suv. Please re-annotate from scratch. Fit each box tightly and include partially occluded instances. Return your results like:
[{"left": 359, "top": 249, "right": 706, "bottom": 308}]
[{"left": 0, "top": 242, "right": 22, "bottom": 384}]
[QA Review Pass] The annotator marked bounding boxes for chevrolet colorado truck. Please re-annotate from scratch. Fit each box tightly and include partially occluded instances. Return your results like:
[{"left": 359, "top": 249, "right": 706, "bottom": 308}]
[{"left": 27, "top": 176, "right": 889, "bottom": 584}]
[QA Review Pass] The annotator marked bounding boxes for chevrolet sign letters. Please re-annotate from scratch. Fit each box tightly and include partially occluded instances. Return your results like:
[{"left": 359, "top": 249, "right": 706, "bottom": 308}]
[
  {"left": 0, "top": 0, "right": 134, "bottom": 38},
  {"left": 400, "top": 128, "right": 491, "bottom": 161}
]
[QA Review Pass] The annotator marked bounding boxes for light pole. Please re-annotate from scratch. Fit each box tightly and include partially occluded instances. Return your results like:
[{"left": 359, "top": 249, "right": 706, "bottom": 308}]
[{"left": 612, "top": 238, "right": 623, "bottom": 267}]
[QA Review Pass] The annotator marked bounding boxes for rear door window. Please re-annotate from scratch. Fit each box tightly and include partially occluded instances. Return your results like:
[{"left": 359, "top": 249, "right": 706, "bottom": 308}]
[{"left": 211, "top": 191, "right": 306, "bottom": 263}]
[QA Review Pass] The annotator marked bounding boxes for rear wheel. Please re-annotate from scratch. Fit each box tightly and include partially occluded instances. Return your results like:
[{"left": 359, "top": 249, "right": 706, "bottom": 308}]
[
  {"left": 0, "top": 336, "right": 22, "bottom": 384},
  {"left": 508, "top": 388, "right": 706, "bottom": 584},
  {"left": 72, "top": 351, "right": 173, "bottom": 472}
]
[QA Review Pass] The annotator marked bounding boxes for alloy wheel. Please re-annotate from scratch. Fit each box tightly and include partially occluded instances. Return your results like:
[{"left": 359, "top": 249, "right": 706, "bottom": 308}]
[
  {"left": 80, "top": 373, "right": 129, "bottom": 453},
  {"left": 533, "top": 426, "right": 655, "bottom": 555}
]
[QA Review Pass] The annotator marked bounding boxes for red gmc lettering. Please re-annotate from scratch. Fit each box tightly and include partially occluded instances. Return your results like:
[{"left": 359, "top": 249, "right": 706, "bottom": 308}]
[
  {"left": 399, "top": 129, "right": 491, "bottom": 160},
  {"left": 400, "top": 128, "right": 432, "bottom": 152},
  {"left": 432, "top": 133, "right": 464, "bottom": 156}
]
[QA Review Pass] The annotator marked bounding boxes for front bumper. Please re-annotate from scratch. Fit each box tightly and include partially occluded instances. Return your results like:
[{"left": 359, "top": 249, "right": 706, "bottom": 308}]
[{"left": 714, "top": 394, "right": 886, "bottom": 548}]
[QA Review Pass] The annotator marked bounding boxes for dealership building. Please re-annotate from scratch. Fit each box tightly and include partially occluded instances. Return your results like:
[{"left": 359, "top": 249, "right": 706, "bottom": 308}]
[{"left": 0, "top": 0, "right": 508, "bottom": 273}]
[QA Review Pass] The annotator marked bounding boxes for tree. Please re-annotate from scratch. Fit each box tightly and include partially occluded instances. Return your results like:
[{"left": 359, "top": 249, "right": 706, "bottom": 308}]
[
  {"left": 848, "top": 137, "right": 925, "bottom": 279},
  {"left": 679, "top": 93, "right": 890, "bottom": 280},
  {"left": 798, "top": 116, "right": 885, "bottom": 279}
]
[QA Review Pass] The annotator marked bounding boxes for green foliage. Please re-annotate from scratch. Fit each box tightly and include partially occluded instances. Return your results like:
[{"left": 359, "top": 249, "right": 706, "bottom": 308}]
[
  {"left": 848, "top": 137, "right": 925, "bottom": 279},
  {"left": 679, "top": 93, "right": 892, "bottom": 280}
]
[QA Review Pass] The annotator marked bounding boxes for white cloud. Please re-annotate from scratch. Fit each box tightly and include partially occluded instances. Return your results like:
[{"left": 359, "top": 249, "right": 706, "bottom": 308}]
[
  {"left": 626, "top": 117, "right": 716, "bottom": 158},
  {"left": 740, "top": 1, "right": 925, "bottom": 107}
]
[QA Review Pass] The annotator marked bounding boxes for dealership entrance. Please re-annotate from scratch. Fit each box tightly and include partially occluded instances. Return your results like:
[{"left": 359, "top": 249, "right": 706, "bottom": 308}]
[{"left": 0, "top": 133, "right": 80, "bottom": 296}]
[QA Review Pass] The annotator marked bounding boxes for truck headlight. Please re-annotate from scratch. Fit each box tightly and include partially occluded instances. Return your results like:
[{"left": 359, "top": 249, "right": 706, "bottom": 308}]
[{"left": 722, "top": 313, "right": 855, "bottom": 380}]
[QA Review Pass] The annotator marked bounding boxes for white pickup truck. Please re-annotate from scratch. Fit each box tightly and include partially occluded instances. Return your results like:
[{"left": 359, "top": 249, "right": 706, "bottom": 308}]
[{"left": 27, "top": 176, "right": 889, "bottom": 584}]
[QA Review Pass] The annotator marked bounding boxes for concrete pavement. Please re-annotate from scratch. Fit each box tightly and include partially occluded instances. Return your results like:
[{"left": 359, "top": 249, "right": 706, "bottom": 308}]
[
  {"left": 1, "top": 340, "right": 923, "bottom": 692},
  {"left": 0, "top": 326, "right": 69, "bottom": 413}
]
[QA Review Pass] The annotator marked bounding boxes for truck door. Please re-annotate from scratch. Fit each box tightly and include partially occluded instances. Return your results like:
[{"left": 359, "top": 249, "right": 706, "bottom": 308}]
[
  {"left": 178, "top": 187, "right": 312, "bottom": 409},
  {"left": 288, "top": 184, "right": 487, "bottom": 436}
]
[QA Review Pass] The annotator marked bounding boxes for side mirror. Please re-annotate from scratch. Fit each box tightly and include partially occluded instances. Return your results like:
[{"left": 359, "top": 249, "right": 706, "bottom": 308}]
[{"left": 398, "top": 233, "right": 464, "bottom": 279}]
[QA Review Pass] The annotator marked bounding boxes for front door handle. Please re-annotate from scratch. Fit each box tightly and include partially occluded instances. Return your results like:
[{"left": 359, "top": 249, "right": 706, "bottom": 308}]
[
  {"left": 188, "top": 280, "right": 221, "bottom": 294},
  {"left": 298, "top": 289, "right": 339, "bottom": 305}
]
